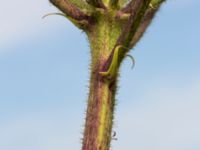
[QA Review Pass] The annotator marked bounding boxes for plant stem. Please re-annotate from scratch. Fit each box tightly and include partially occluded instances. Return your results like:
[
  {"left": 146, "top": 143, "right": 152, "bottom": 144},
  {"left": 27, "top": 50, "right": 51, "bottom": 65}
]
[
  {"left": 82, "top": 15, "right": 120, "bottom": 149},
  {"left": 82, "top": 63, "right": 117, "bottom": 150},
  {"left": 48, "top": 0, "right": 166, "bottom": 150}
]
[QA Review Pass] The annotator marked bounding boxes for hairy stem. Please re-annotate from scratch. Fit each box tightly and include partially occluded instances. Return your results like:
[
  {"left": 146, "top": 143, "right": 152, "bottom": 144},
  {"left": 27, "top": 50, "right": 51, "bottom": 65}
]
[
  {"left": 82, "top": 14, "right": 121, "bottom": 149},
  {"left": 82, "top": 62, "right": 117, "bottom": 150},
  {"left": 48, "top": 1, "right": 166, "bottom": 150},
  {"left": 50, "top": 0, "right": 91, "bottom": 21}
]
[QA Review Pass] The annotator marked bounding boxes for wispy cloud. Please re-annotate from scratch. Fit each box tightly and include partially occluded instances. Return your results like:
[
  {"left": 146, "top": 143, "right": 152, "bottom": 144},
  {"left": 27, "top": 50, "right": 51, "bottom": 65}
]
[
  {"left": 0, "top": 0, "right": 73, "bottom": 49},
  {"left": 0, "top": 112, "right": 82, "bottom": 150}
]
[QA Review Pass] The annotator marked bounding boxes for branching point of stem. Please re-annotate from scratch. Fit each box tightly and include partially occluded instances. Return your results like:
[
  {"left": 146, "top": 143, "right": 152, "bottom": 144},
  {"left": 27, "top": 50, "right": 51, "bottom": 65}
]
[{"left": 48, "top": 0, "right": 166, "bottom": 149}]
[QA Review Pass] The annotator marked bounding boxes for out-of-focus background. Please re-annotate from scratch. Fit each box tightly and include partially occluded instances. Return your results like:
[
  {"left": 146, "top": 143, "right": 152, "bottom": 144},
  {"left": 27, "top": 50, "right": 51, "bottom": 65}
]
[{"left": 0, "top": 0, "right": 200, "bottom": 150}]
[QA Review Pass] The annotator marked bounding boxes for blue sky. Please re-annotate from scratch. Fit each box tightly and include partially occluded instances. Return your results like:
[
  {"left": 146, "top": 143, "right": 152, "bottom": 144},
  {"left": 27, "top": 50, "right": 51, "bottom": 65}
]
[{"left": 0, "top": 0, "right": 200, "bottom": 150}]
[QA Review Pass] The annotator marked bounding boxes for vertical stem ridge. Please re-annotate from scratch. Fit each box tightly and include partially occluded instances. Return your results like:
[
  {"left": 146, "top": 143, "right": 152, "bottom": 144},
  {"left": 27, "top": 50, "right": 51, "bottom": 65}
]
[
  {"left": 82, "top": 17, "right": 119, "bottom": 149},
  {"left": 82, "top": 62, "right": 117, "bottom": 150}
]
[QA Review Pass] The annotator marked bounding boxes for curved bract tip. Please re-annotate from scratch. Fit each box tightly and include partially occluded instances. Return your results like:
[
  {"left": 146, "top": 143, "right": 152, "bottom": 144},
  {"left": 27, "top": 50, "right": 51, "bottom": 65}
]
[
  {"left": 42, "top": 12, "right": 67, "bottom": 19},
  {"left": 126, "top": 54, "right": 135, "bottom": 69}
]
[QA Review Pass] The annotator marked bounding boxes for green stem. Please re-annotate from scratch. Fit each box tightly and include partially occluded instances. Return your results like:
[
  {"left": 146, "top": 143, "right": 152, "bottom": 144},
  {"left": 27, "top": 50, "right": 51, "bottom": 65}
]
[
  {"left": 82, "top": 62, "right": 117, "bottom": 150},
  {"left": 82, "top": 14, "right": 120, "bottom": 149},
  {"left": 48, "top": 0, "right": 166, "bottom": 150}
]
